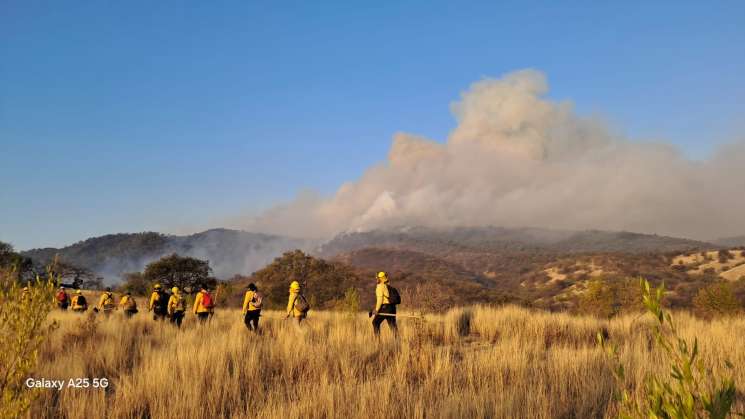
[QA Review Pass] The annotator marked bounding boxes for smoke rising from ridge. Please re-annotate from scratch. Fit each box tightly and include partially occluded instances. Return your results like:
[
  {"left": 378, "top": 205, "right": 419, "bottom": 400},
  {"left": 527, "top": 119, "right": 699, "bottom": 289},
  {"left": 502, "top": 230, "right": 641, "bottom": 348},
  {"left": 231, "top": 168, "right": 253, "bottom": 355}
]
[{"left": 248, "top": 69, "right": 745, "bottom": 240}]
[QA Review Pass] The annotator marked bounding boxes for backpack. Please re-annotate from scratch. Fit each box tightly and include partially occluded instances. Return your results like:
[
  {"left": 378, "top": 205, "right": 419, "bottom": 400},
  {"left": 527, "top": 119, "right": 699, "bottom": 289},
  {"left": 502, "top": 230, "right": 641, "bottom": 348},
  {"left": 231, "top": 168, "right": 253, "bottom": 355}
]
[
  {"left": 76, "top": 295, "right": 87, "bottom": 307},
  {"left": 387, "top": 285, "right": 401, "bottom": 305},
  {"left": 251, "top": 291, "right": 263, "bottom": 309},
  {"left": 201, "top": 291, "right": 214, "bottom": 309},
  {"left": 294, "top": 294, "right": 310, "bottom": 313},
  {"left": 56, "top": 290, "right": 68, "bottom": 303},
  {"left": 102, "top": 293, "right": 115, "bottom": 311},
  {"left": 154, "top": 291, "right": 169, "bottom": 314},
  {"left": 124, "top": 296, "right": 137, "bottom": 311},
  {"left": 173, "top": 295, "right": 186, "bottom": 312}
]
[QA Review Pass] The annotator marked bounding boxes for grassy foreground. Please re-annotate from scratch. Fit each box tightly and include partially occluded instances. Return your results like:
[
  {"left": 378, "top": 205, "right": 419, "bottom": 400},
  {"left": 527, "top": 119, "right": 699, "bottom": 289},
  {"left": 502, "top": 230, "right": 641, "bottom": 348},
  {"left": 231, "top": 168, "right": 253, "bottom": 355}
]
[{"left": 29, "top": 306, "right": 745, "bottom": 419}]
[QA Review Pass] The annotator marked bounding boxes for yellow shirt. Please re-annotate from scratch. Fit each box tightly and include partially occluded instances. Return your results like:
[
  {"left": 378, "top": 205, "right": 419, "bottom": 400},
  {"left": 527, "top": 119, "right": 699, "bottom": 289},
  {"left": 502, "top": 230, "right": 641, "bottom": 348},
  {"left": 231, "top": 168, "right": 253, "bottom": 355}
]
[
  {"left": 71, "top": 295, "right": 87, "bottom": 310},
  {"left": 98, "top": 292, "right": 115, "bottom": 310},
  {"left": 242, "top": 290, "right": 260, "bottom": 314},
  {"left": 192, "top": 291, "right": 212, "bottom": 314},
  {"left": 119, "top": 295, "right": 136, "bottom": 310},
  {"left": 168, "top": 293, "right": 185, "bottom": 315},
  {"left": 149, "top": 291, "right": 161, "bottom": 311},
  {"left": 375, "top": 283, "right": 390, "bottom": 312}
]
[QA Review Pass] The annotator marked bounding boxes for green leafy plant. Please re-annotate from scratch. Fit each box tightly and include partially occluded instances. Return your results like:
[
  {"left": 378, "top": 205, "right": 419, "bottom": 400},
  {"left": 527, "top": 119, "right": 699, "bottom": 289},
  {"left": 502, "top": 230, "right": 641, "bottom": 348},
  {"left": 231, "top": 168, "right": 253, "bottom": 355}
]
[
  {"left": 0, "top": 267, "right": 58, "bottom": 419},
  {"left": 599, "top": 278, "right": 738, "bottom": 418}
]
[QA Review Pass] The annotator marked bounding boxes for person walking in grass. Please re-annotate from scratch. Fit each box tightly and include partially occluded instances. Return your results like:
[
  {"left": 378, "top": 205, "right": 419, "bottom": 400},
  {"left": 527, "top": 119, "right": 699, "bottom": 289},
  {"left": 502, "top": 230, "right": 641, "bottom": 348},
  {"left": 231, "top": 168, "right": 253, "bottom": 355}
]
[
  {"left": 119, "top": 291, "right": 138, "bottom": 318},
  {"left": 168, "top": 286, "right": 186, "bottom": 328},
  {"left": 97, "top": 287, "right": 116, "bottom": 316},
  {"left": 192, "top": 285, "right": 214, "bottom": 324},
  {"left": 242, "top": 283, "right": 263, "bottom": 331},
  {"left": 371, "top": 271, "right": 399, "bottom": 338},
  {"left": 149, "top": 284, "right": 169, "bottom": 321},
  {"left": 70, "top": 290, "right": 88, "bottom": 313},
  {"left": 285, "top": 280, "right": 309, "bottom": 329},
  {"left": 55, "top": 286, "right": 70, "bottom": 310}
]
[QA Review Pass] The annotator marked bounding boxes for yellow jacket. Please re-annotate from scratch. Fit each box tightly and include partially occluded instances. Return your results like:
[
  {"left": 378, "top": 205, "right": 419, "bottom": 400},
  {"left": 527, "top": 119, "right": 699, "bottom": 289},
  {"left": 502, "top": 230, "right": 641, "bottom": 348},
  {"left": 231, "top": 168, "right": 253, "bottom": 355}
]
[
  {"left": 242, "top": 290, "right": 260, "bottom": 314},
  {"left": 71, "top": 295, "right": 87, "bottom": 311},
  {"left": 98, "top": 292, "right": 116, "bottom": 311},
  {"left": 149, "top": 291, "right": 162, "bottom": 311},
  {"left": 192, "top": 291, "right": 212, "bottom": 314},
  {"left": 119, "top": 295, "right": 137, "bottom": 310},
  {"left": 286, "top": 291, "right": 305, "bottom": 318},
  {"left": 375, "top": 283, "right": 391, "bottom": 312},
  {"left": 168, "top": 293, "right": 186, "bottom": 315}
]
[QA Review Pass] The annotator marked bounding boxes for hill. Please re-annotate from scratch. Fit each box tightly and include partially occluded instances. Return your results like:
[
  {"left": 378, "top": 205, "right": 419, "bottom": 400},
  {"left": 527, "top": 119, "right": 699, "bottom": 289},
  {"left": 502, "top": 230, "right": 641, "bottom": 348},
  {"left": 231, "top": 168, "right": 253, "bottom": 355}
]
[
  {"left": 22, "top": 229, "right": 313, "bottom": 281},
  {"left": 312, "top": 227, "right": 727, "bottom": 311},
  {"left": 317, "top": 226, "right": 713, "bottom": 257}
]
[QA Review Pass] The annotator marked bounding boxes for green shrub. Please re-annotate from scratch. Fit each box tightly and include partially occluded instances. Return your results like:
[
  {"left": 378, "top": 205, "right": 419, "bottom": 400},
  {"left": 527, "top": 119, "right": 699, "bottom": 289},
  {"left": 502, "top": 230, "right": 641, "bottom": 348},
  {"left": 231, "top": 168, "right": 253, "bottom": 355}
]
[{"left": 599, "top": 279, "right": 737, "bottom": 418}]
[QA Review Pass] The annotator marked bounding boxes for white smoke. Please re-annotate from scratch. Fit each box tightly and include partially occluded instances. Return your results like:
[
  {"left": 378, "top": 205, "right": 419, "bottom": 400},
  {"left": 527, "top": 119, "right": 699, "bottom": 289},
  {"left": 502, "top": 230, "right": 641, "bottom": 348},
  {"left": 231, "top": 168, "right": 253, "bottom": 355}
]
[{"left": 248, "top": 69, "right": 745, "bottom": 240}]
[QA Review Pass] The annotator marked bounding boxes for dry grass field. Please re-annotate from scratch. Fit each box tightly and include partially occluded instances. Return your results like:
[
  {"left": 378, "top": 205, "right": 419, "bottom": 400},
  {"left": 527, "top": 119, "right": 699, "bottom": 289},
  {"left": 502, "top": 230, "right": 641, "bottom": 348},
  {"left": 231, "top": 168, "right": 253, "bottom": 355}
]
[{"left": 28, "top": 306, "right": 745, "bottom": 419}]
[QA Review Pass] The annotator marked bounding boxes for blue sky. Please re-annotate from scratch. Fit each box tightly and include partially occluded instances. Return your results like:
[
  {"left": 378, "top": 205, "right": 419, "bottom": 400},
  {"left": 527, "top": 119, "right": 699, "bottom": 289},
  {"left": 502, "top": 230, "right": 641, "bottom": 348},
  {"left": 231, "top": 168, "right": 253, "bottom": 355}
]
[{"left": 1, "top": 0, "right": 744, "bottom": 250}]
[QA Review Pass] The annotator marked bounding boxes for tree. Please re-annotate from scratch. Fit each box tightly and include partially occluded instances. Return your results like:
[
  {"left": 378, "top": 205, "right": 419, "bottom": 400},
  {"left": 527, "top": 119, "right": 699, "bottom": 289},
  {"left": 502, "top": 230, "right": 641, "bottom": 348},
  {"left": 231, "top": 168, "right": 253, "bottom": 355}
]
[
  {"left": 0, "top": 241, "right": 35, "bottom": 282},
  {"left": 249, "top": 250, "right": 363, "bottom": 310},
  {"left": 717, "top": 249, "right": 732, "bottom": 264},
  {"left": 143, "top": 254, "right": 213, "bottom": 292},
  {"left": 119, "top": 272, "right": 149, "bottom": 296},
  {"left": 47, "top": 258, "right": 94, "bottom": 289}
]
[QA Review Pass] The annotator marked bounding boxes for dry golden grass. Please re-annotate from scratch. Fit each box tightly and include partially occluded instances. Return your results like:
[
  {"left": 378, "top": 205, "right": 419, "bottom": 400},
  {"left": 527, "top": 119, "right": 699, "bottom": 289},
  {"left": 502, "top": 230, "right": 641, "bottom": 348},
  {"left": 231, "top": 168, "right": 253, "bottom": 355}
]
[{"left": 27, "top": 306, "right": 745, "bottom": 419}]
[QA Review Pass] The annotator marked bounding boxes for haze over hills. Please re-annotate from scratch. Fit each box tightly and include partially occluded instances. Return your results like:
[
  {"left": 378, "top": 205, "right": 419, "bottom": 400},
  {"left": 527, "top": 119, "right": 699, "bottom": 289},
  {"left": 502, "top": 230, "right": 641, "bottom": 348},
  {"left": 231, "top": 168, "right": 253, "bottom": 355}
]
[
  {"left": 22, "top": 229, "right": 314, "bottom": 282},
  {"left": 713, "top": 236, "right": 745, "bottom": 248}
]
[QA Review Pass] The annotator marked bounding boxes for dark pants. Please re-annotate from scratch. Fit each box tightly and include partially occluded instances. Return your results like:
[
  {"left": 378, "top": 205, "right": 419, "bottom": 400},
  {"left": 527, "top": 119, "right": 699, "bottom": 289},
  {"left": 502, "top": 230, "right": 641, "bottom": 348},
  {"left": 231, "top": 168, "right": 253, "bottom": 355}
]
[
  {"left": 197, "top": 312, "right": 210, "bottom": 323},
  {"left": 244, "top": 310, "right": 261, "bottom": 331},
  {"left": 372, "top": 304, "right": 398, "bottom": 337},
  {"left": 170, "top": 311, "right": 185, "bottom": 328},
  {"left": 58, "top": 303, "right": 68, "bottom": 311},
  {"left": 153, "top": 312, "right": 167, "bottom": 321},
  {"left": 124, "top": 310, "right": 136, "bottom": 318}
]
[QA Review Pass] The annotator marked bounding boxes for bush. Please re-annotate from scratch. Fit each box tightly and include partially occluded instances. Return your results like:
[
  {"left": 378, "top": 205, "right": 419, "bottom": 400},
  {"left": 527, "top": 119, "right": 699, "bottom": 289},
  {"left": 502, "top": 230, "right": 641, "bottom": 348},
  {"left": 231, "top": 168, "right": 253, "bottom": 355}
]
[
  {"left": 338, "top": 287, "right": 361, "bottom": 314},
  {"left": 578, "top": 278, "right": 615, "bottom": 318},
  {"left": 692, "top": 282, "right": 742, "bottom": 319}
]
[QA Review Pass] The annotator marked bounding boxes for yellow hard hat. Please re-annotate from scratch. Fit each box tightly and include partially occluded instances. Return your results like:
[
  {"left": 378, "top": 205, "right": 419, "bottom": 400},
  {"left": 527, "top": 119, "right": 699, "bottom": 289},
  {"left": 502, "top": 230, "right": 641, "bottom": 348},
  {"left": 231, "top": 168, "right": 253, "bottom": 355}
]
[
  {"left": 154, "top": 284, "right": 162, "bottom": 290},
  {"left": 289, "top": 281, "right": 300, "bottom": 291},
  {"left": 22, "top": 286, "right": 29, "bottom": 291},
  {"left": 171, "top": 287, "right": 179, "bottom": 294},
  {"left": 377, "top": 271, "right": 389, "bottom": 283},
  {"left": 75, "top": 290, "right": 82, "bottom": 294}
]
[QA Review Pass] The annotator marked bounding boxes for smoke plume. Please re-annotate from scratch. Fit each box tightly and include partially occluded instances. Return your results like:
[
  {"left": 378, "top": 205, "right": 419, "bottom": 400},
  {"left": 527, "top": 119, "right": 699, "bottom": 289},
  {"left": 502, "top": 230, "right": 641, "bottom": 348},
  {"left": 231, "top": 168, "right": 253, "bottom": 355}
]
[{"left": 249, "top": 69, "right": 745, "bottom": 240}]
